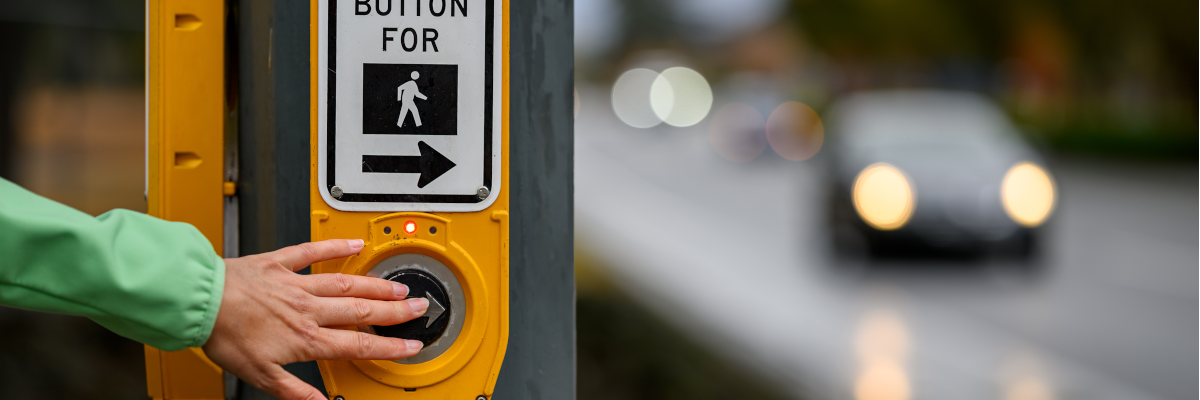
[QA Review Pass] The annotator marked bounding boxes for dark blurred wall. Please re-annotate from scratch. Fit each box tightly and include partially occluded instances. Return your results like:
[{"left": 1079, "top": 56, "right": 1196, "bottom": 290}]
[
  {"left": 0, "top": 1, "right": 149, "bottom": 399},
  {"left": 0, "top": 23, "right": 27, "bottom": 180},
  {"left": 0, "top": 0, "right": 146, "bottom": 212}
]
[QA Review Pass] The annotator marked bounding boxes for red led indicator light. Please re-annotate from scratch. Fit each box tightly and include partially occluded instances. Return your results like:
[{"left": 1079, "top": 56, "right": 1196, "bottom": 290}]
[{"left": 403, "top": 221, "right": 417, "bottom": 234}]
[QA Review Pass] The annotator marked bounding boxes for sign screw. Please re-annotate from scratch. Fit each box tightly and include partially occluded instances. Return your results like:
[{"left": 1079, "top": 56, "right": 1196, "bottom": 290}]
[
  {"left": 476, "top": 186, "right": 490, "bottom": 200},
  {"left": 330, "top": 186, "right": 344, "bottom": 199},
  {"left": 334, "top": 396, "right": 345, "bottom": 400},
  {"left": 476, "top": 396, "right": 487, "bottom": 400}
]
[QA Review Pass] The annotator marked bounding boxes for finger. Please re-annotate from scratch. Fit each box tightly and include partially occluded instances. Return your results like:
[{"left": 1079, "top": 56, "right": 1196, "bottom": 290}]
[
  {"left": 254, "top": 365, "right": 326, "bottom": 400},
  {"left": 308, "top": 328, "right": 424, "bottom": 361},
  {"left": 303, "top": 273, "right": 408, "bottom": 300},
  {"left": 266, "top": 239, "right": 365, "bottom": 272},
  {"left": 313, "top": 297, "right": 429, "bottom": 327}
]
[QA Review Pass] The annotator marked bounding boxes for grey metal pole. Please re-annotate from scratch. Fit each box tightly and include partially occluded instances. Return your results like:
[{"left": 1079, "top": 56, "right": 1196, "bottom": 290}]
[
  {"left": 234, "top": 0, "right": 324, "bottom": 397},
  {"left": 493, "top": 0, "right": 576, "bottom": 398},
  {"left": 232, "top": 0, "right": 575, "bottom": 398}
]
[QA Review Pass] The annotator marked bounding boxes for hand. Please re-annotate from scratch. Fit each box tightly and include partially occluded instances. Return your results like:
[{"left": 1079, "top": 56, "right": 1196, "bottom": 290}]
[{"left": 202, "top": 239, "right": 430, "bottom": 400}]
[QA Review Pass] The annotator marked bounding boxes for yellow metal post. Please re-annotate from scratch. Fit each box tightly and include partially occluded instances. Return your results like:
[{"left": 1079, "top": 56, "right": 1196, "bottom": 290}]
[{"left": 145, "top": 0, "right": 228, "bottom": 398}]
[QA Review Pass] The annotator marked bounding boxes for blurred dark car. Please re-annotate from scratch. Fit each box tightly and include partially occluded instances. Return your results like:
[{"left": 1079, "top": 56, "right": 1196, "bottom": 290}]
[{"left": 825, "top": 90, "right": 1056, "bottom": 258}]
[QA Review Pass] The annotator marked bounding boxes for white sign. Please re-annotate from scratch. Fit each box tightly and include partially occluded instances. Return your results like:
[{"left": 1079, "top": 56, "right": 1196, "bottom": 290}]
[{"left": 317, "top": 0, "right": 502, "bottom": 212}]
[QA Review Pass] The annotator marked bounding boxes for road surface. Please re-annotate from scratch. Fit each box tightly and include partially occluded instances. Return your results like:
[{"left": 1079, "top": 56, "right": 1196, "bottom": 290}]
[{"left": 573, "top": 88, "right": 1198, "bottom": 400}]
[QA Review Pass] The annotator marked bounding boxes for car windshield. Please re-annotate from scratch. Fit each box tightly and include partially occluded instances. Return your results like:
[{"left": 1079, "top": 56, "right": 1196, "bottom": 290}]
[{"left": 835, "top": 92, "right": 1017, "bottom": 151}]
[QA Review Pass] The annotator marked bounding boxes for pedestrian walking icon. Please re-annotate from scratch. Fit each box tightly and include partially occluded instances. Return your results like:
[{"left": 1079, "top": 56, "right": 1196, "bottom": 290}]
[
  {"left": 362, "top": 63, "right": 458, "bottom": 136},
  {"left": 397, "top": 71, "right": 427, "bottom": 128}
]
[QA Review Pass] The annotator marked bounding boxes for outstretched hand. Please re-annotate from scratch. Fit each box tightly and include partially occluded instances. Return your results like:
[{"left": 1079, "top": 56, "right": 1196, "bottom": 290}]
[{"left": 202, "top": 239, "right": 429, "bottom": 400}]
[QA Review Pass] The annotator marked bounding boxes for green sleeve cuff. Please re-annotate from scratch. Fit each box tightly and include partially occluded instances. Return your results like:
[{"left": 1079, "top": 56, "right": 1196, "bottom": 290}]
[{"left": 190, "top": 254, "right": 226, "bottom": 347}]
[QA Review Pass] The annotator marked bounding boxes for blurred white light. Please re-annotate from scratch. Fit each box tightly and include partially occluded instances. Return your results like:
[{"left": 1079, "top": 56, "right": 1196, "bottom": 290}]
[
  {"left": 1001, "top": 162, "right": 1056, "bottom": 227},
  {"left": 611, "top": 68, "right": 663, "bottom": 129},
  {"left": 650, "top": 76, "right": 675, "bottom": 122},
  {"left": 650, "top": 67, "right": 713, "bottom": 127},
  {"left": 707, "top": 103, "right": 766, "bottom": 162}
]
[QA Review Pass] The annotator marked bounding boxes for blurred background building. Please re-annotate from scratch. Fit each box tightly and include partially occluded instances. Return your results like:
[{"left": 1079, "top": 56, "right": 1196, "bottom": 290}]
[
  {"left": 0, "top": 0, "right": 1195, "bottom": 399},
  {"left": 0, "top": 1, "right": 147, "bottom": 399}
]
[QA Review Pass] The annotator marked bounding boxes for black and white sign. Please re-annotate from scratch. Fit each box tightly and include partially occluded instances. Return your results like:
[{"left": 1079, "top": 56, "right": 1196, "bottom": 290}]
[{"left": 318, "top": 0, "right": 502, "bottom": 212}]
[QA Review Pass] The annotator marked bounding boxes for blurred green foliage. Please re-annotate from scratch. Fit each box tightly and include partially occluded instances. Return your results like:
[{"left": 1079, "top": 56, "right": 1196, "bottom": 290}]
[
  {"left": 791, "top": 0, "right": 1195, "bottom": 65},
  {"left": 789, "top": 0, "right": 1197, "bottom": 159}
]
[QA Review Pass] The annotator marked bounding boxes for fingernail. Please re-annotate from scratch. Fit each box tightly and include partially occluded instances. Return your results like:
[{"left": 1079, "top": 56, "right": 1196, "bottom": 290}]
[
  {"left": 348, "top": 239, "right": 364, "bottom": 251},
  {"left": 392, "top": 283, "right": 409, "bottom": 299},
  {"left": 406, "top": 340, "right": 424, "bottom": 351},
  {"left": 409, "top": 298, "right": 429, "bottom": 314}
]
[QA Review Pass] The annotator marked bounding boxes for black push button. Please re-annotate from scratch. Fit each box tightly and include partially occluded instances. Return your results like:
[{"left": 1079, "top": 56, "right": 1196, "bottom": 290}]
[{"left": 374, "top": 269, "right": 450, "bottom": 346}]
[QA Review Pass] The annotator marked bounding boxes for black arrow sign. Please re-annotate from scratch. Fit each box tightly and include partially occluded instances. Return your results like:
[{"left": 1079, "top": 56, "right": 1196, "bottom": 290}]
[{"left": 362, "top": 141, "right": 456, "bottom": 188}]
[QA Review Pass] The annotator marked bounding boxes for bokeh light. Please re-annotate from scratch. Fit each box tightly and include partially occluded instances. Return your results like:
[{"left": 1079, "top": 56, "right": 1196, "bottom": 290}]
[
  {"left": 855, "top": 360, "right": 911, "bottom": 400},
  {"left": 855, "top": 309, "right": 912, "bottom": 400},
  {"left": 611, "top": 68, "right": 662, "bottom": 128},
  {"left": 649, "top": 75, "right": 675, "bottom": 124},
  {"left": 765, "top": 101, "right": 824, "bottom": 161},
  {"left": 1001, "top": 162, "right": 1056, "bottom": 227},
  {"left": 1005, "top": 377, "right": 1056, "bottom": 400},
  {"left": 853, "top": 163, "right": 916, "bottom": 230},
  {"left": 707, "top": 103, "right": 766, "bottom": 162},
  {"left": 856, "top": 309, "right": 910, "bottom": 362},
  {"left": 650, "top": 67, "right": 713, "bottom": 127},
  {"left": 1001, "top": 353, "right": 1057, "bottom": 400}
]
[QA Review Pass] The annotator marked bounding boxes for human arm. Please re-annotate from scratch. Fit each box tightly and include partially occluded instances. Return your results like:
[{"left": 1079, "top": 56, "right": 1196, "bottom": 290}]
[
  {"left": 0, "top": 178, "right": 429, "bottom": 399},
  {"left": 0, "top": 177, "right": 224, "bottom": 350}
]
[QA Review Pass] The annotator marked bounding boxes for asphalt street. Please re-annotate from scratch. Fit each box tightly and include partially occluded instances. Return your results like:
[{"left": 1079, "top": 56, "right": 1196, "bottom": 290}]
[{"left": 573, "top": 88, "right": 1198, "bottom": 400}]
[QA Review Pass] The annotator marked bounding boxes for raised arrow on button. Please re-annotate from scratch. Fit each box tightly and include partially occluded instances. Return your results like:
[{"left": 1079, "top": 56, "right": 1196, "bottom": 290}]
[
  {"left": 422, "top": 293, "right": 446, "bottom": 328},
  {"left": 361, "top": 141, "right": 456, "bottom": 188}
]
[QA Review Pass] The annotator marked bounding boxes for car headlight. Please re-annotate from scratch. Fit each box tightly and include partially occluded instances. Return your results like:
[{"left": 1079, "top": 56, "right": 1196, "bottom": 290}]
[
  {"left": 1001, "top": 161, "right": 1056, "bottom": 227},
  {"left": 853, "top": 163, "right": 916, "bottom": 230}
]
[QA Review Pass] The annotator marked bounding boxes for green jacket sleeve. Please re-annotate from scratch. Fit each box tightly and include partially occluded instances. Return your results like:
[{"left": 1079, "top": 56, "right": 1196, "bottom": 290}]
[{"left": 0, "top": 178, "right": 224, "bottom": 351}]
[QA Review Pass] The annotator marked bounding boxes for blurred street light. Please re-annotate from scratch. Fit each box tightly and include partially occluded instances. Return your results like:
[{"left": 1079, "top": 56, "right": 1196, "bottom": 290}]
[
  {"left": 612, "top": 68, "right": 663, "bottom": 128},
  {"left": 650, "top": 67, "right": 713, "bottom": 127}
]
